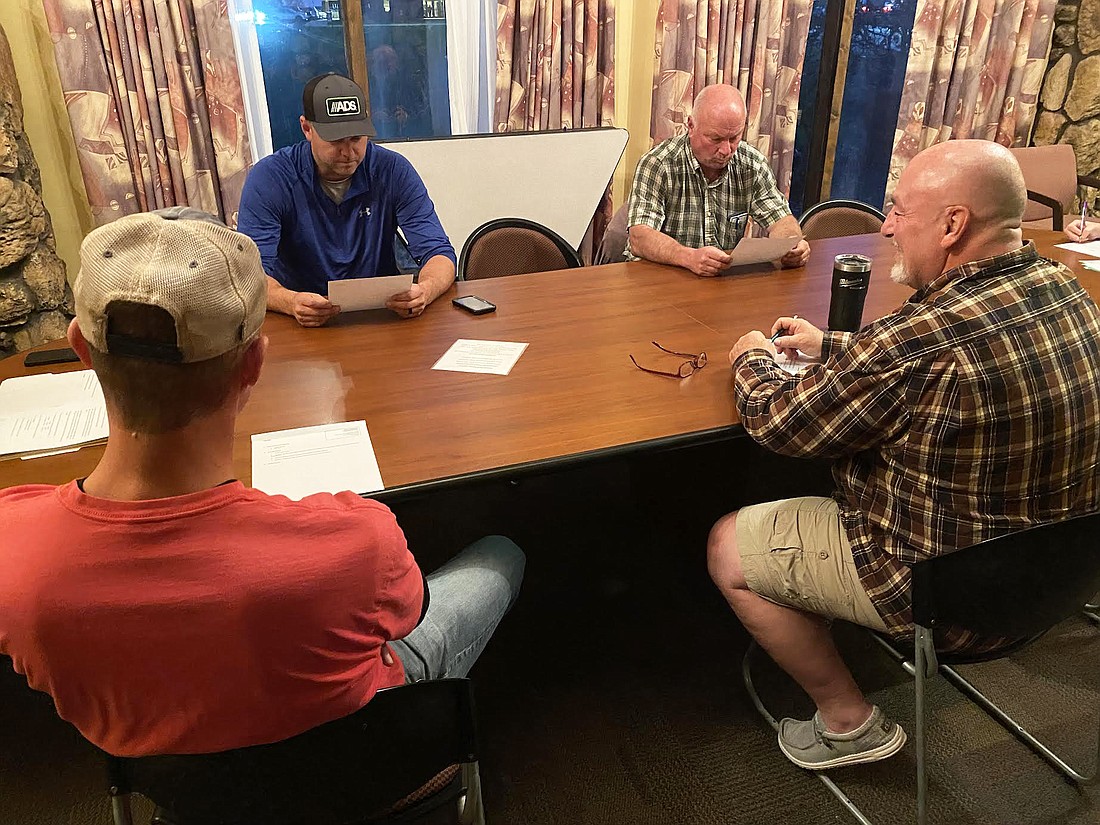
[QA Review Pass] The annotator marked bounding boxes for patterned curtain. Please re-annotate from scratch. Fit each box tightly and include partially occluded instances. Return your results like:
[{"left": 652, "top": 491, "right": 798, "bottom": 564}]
[
  {"left": 41, "top": 0, "right": 251, "bottom": 227},
  {"left": 649, "top": 0, "right": 813, "bottom": 197},
  {"left": 494, "top": 0, "right": 616, "bottom": 255},
  {"left": 884, "top": 0, "right": 1055, "bottom": 204}
]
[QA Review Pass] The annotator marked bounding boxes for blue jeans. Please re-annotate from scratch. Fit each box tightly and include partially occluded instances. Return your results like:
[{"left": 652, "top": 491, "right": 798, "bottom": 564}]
[{"left": 390, "top": 535, "right": 525, "bottom": 682}]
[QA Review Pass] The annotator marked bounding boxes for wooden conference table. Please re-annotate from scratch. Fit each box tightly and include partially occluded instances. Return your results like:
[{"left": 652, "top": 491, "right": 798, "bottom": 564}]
[{"left": 2, "top": 230, "right": 1095, "bottom": 497}]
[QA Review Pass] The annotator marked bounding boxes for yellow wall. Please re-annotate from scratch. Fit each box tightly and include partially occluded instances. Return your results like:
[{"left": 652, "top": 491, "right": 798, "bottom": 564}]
[
  {"left": 612, "top": 0, "right": 660, "bottom": 211},
  {"left": 0, "top": 1, "right": 93, "bottom": 283}
]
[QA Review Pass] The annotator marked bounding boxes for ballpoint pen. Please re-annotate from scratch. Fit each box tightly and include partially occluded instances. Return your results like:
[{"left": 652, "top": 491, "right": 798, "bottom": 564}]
[
  {"left": 770, "top": 315, "right": 798, "bottom": 343},
  {"left": 1080, "top": 202, "right": 1088, "bottom": 241}
]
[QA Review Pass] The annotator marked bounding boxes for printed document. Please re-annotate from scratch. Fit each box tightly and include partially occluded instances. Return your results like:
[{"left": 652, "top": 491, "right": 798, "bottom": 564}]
[
  {"left": 328, "top": 274, "right": 415, "bottom": 312},
  {"left": 251, "top": 420, "right": 384, "bottom": 500},
  {"left": 719, "top": 236, "right": 799, "bottom": 272},
  {"left": 775, "top": 351, "right": 817, "bottom": 375},
  {"left": 432, "top": 339, "right": 529, "bottom": 375},
  {"left": 0, "top": 370, "right": 108, "bottom": 458},
  {"left": 1055, "top": 240, "right": 1100, "bottom": 257}
]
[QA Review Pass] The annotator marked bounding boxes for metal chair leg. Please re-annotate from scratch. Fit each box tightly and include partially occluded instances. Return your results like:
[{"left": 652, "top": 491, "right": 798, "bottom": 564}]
[
  {"left": 914, "top": 626, "right": 936, "bottom": 825},
  {"left": 457, "top": 761, "right": 485, "bottom": 825},
  {"left": 109, "top": 793, "right": 134, "bottom": 825},
  {"left": 871, "top": 631, "right": 1100, "bottom": 786},
  {"left": 741, "top": 641, "right": 875, "bottom": 825}
]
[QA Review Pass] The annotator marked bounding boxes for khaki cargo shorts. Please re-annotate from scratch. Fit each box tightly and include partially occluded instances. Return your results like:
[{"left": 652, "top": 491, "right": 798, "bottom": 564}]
[{"left": 734, "top": 496, "right": 887, "bottom": 631}]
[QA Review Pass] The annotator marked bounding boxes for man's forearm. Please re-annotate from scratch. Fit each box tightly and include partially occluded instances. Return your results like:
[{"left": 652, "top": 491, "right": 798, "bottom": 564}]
[
  {"left": 266, "top": 275, "right": 296, "bottom": 316},
  {"left": 628, "top": 225, "right": 690, "bottom": 268},
  {"left": 417, "top": 255, "right": 456, "bottom": 304},
  {"left": 767, "top": 215, "right": 802, "bottom": 238}
]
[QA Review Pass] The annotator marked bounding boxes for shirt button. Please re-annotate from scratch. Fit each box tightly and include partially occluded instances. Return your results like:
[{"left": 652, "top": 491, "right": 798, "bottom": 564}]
[{"left": 819, "top": 551, "right": 829, "bottom": 560}]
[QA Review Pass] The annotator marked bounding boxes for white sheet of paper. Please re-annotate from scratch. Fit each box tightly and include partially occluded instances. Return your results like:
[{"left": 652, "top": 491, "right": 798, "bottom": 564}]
[
  {"left": 251, "top": 420, "right": 384, "bottom": 500},
  {"left": 1082, "top": 260, "right": 1100, "bottom": 272},
  {"left": 1055, "top": 240, "right": 1100, "bottom": 257},
  {"left": 328, "top": 274, "right": 415, "bottom": 312},
  {"left": 432, "top": 339, "right": 529, "bottom": 375},
  {"left": 775, "top": 351, "right": 817, "bottom": 375},
  {"left": 720, "top": 236, "right": 799, "bottom": 271},
  {"left": 0, "top": 370, "right": 108, "bottom": 457}
]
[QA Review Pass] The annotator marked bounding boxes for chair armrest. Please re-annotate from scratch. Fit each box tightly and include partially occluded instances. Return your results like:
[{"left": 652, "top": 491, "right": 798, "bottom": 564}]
[
  {"left": 1025, "top": 189, "right": 1065, "bottom": 230},
  {"left": 1078, "top": 174, "right": 1100, "bottom": 190}
]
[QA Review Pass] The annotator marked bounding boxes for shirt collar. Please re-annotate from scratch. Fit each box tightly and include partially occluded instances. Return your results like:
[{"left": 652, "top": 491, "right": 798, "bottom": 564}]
[{"left": 911, "top": 241, "right": 1039, "bottom": 304}]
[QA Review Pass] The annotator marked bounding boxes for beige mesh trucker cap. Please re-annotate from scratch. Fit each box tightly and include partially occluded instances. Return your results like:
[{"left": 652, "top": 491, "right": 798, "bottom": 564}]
[{"left": 74, "top": 210, "right": 267, "bottom": 363}]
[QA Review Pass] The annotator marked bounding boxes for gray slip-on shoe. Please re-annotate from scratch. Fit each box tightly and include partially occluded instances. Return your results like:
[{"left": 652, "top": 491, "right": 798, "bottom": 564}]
[{"left": 778, "top": 705, "right": 907, "bottom": 770}]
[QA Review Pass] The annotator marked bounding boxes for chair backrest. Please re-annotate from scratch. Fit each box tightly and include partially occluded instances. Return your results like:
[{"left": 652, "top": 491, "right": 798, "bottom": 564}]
[
  {"left": 798, "top": 199, "right": 886, "bottom": 240},
  {"left": 911, "top": 512, "right": 1100, "bottom": 640},
  {"left": 458, "top": 218, "right": 582, "bottom": 281},
  {"left": 107, "top": 678, "right": 478, "bottom": 825},
  {"left": 1009, "top": 144, "right": 1079, "bottom": 222},
  {"left": 594, "top": 203, "right": 629, "bottom": 265}
]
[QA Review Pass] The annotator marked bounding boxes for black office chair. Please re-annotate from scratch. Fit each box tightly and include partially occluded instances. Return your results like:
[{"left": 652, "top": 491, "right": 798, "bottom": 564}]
[
  {"left": 457, "top": 218, "right": 582, "bottom": 281},
  {"left": 799, "top": 199, "right": 886, "bottom": 241},
  {"left": 106, "top": 678, "right": 484, "bottom": 825},
  {"left": 744, "top": 512, "right": 1100, "bottom": 825}
]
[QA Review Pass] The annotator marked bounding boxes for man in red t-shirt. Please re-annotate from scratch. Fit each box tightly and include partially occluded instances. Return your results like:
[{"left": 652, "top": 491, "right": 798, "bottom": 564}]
[{"left": 0, "top": 208, "right": 523, "bottom": 757}]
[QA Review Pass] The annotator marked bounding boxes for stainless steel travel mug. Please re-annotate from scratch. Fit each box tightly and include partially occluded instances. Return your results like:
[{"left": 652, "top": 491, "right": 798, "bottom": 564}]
[{"left": 828, "top": 254, "right": 872, "bottom": 332}]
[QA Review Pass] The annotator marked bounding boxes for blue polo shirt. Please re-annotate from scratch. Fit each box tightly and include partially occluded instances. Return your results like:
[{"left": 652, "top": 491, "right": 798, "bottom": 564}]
[{"left": 236, "top": 141, "right": 455, "bottom": 295}]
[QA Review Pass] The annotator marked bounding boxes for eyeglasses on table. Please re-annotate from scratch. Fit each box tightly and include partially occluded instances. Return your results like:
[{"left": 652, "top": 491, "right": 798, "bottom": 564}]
[{"left": 629, "top": 341, "right": 708, "bottom": 378}]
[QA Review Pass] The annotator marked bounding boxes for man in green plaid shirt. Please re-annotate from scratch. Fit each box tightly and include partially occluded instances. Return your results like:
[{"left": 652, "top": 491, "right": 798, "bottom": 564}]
[
  {"left": 626, "top": 84, "right": 809, "bottom": 276},
  {"left": 709, "top": 140, "right": 1100, "bottom": 771}
]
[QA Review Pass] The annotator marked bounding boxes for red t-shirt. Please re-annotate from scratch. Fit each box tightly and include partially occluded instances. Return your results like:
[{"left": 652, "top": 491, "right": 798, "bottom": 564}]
[{"left": 0, "top": 481, "right": 423, "bottom": 756}]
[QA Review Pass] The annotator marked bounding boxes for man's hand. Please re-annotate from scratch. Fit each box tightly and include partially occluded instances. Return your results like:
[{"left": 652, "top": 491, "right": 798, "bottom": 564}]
[
  {"left": 681, "top": 245, "right": 733, "bottom": 277},
  {"left": 779, "top": 238, "right": 811, "bottom": 268},
  {"left": 770, "top": 315, "right": 825, "bottom": 359},
  {"left": 290, "top": 292, "right": 340, "bottom": 327},
  {"left": 386, "top": 282, "right": 429, "bottom": 319},
  {"left": 728, "top": 330, "right": 776, "bottom": 365},
  {"left": 1066, "top": 219, "right": 1100, "bottom": 243}
]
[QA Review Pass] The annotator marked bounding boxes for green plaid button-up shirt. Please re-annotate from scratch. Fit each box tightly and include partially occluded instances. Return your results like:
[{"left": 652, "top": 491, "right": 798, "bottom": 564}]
[
  {"left": 733, "top": 243, "right": 1100, "bottom": 653},
  {"left": 625, "top": 134, "right": 791, "bottom": 260}
]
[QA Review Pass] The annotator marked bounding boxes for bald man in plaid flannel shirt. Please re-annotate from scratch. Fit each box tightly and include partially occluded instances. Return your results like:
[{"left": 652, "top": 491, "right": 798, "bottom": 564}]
[
  {"left": 626, "top": 84, "right": 810, "bottom": 276},
  {"left": 708, "top": 139, "right": 1100, "bottom": 771}
]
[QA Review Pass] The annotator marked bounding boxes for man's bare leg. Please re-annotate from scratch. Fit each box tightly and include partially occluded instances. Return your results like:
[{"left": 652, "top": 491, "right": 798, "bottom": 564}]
[{"left": 707, "top": 511, "right": 872, "bottom": 733}]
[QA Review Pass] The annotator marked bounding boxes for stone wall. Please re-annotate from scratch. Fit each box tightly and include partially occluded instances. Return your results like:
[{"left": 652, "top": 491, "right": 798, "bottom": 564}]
[
  {"left": 0, "top": 23, "right": 71, "bottom": 358},
  {"left": 1035, "top": 0, "right": 1100, "bottom": 203}
]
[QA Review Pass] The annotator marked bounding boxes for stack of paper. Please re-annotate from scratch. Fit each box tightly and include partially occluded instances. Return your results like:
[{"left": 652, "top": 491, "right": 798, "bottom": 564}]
[
  {"left": 251, "top": 420, "right": 384, "bottom": 500},
  {"left": 0, "top": 370, "right": 108, "bottom": 459},
  {"left": 1056, "top": 240, "right": 1100, "bottom": 257}
]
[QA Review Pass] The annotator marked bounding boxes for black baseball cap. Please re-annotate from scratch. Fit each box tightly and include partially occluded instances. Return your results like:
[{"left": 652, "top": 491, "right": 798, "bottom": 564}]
[{"left": 302, "top": 73, "right": 376, "bottom": 141}]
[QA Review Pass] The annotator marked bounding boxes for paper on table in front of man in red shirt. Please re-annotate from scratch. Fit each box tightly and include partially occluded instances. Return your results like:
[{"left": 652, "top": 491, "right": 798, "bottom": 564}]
[{"left": 252, "top": 420, "right": 384, "bottom": 500}]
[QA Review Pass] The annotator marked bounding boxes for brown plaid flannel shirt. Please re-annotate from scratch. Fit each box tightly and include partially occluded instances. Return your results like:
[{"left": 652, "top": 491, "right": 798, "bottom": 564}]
[{"left": 733, "top": 243, "right": 1100, "bottom": 652}]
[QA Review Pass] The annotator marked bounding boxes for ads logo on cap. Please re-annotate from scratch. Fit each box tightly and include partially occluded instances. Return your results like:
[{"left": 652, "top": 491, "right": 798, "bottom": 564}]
[{"left": 326, "top": 96, "right": 361, "bottom": 117}]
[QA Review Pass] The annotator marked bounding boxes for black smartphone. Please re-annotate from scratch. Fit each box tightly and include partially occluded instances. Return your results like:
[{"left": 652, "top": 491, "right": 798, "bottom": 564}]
[
  {"left": 23, "top": 347, "right": 80, "bottom": 367},
  {"left": 452, "top": 295, "right": 497, "bottom": 315}
]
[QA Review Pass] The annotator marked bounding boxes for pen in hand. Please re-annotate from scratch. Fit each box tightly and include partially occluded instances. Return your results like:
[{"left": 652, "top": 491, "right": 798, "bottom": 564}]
[
  {"left": 1080, "top": 202, "right": 1089, "bottom": 241},
  {"left": 770, "top": 315, "right": 799, "bottom": 344}
]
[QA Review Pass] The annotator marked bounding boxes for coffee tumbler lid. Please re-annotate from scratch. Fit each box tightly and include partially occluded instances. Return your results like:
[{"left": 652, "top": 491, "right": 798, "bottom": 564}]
[{"left": 834, "top": 253, "right": 872, "bottom": 273}]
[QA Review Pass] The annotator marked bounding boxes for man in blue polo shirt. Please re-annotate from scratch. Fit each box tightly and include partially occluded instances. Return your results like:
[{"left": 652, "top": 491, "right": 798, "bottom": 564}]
[{"left": 237, "top": 73, "right": 455, "bottom": 326}]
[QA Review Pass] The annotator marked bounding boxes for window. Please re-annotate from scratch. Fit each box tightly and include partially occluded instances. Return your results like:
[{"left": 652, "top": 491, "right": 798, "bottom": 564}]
[
  {"left": 789, "top": 0, "right": 918, "bottom": 213},
  {"left": 244, "top": 1, "right": 453, "bottom": 152}
]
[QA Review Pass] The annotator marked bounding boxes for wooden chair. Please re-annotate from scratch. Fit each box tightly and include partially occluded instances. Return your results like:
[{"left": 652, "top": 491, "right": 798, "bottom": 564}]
[
  {"left": 1009, "top": 144, "right": 1100, "bottom": 232},
  {"left": 744, "top": 512, "right": 1100, "bottom": 825},
  {"left": 457, "top": 218, "right": 582, "bottom": 281},
  {"left": 799, "top": 200, "right": 886, "bottom": 241},
  {"left": 107, "top": 678, "right": 485, "bottom": 825}
]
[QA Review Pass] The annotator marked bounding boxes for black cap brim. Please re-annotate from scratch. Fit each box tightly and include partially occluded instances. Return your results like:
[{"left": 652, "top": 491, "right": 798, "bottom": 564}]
[{"left": 310, "top": 117, "right": 376, "bottom": 141}]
